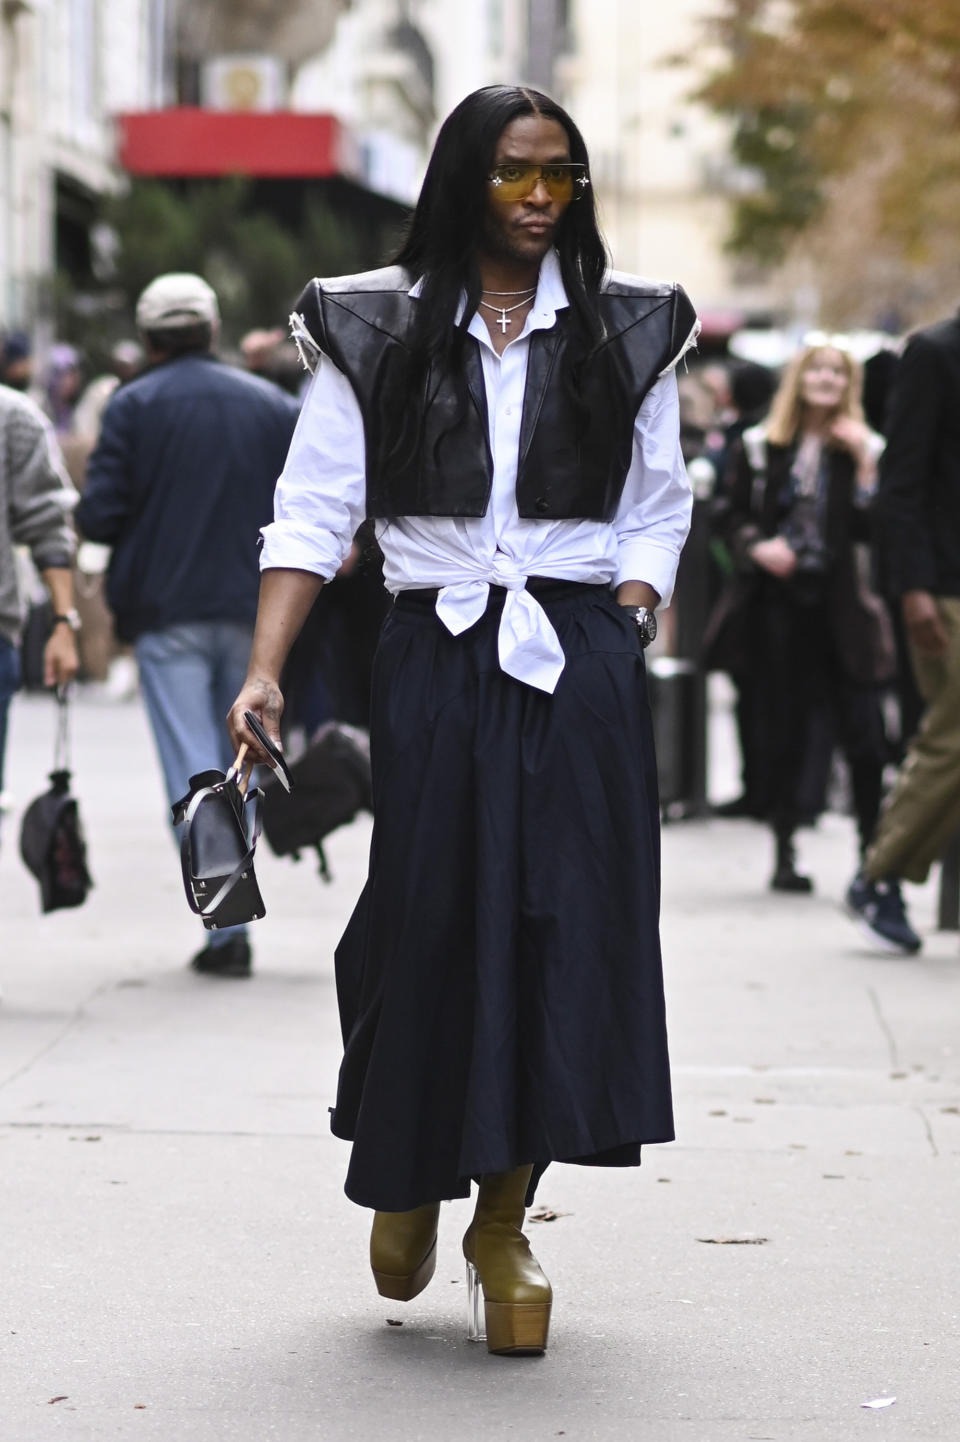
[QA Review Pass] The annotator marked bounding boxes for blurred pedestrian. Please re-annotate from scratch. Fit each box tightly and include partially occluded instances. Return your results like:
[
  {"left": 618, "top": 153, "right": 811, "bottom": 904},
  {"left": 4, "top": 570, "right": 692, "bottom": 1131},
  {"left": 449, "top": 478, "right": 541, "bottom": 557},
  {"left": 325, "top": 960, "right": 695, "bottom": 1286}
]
[
  {"left": 704, "top": 339, "right": 893, "bottom": 891},
  {"left": 228, "top": 84, "right": 696, "bottom": 1356},
  {"left": 70, "top": 340, "right": 145, "bottom": 689},
  {"left": 239, "top": 327, "right": 285, "bottom": 376},
  {"left": 75, "top": 273, "right": 299, "bottom": 979},
  {"left": 41, "top": 344, "right": 83, "bottom": 439},
  {"left": 73, "top": 340, "right": 144, "bottom": 448},
  {"left": 846, "top": 306, "right": 960, "bottom": 953},
  {"left": 0, "top": 331, "right": 34, "bottom": 393},
  {"left": 706, "top": 360, "right": 778, "bottom": 819},
  {"left": 0, "top": 386, "right": 79, "bottom": 828},
  {"left": 860, "top": 344, "right": 924, "bottom": 757},
  {"left": 240, "top": 327, "right": 305, "bottom": 398}
]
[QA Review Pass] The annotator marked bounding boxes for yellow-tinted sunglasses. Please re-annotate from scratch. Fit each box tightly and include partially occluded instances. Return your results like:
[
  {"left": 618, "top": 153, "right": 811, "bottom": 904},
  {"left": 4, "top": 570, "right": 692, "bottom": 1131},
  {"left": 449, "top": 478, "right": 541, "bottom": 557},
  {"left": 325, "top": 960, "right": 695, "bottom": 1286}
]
[{"left": 487, "top": 162, "right": 590, "bottom": 204}]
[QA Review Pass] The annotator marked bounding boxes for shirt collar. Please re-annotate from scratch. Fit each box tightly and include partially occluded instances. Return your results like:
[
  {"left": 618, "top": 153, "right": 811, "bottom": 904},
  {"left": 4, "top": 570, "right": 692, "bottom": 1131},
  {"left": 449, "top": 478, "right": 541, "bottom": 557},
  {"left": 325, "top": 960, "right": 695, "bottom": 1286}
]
[{"left": 407, "top": 248, "right": 570, "bottom": 329}]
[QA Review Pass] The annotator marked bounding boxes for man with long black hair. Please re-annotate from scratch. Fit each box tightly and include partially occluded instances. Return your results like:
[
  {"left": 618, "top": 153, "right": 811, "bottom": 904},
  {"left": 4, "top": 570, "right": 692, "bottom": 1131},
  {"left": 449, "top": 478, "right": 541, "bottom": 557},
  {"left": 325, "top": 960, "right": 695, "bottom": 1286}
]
[{"left": 229, "top": 86, "right": 697, "bottom": 1355}]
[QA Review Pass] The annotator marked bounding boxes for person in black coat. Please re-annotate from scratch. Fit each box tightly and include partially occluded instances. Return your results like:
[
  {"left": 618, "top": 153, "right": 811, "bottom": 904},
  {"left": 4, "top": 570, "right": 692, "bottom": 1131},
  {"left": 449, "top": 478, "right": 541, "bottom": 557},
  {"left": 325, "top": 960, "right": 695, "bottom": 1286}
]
[
  {"left": 704, "top": 339, "right": 893, "bottom": 891},
  {"left": 846, "top": 307, "right": 960, "bottom": 953}
]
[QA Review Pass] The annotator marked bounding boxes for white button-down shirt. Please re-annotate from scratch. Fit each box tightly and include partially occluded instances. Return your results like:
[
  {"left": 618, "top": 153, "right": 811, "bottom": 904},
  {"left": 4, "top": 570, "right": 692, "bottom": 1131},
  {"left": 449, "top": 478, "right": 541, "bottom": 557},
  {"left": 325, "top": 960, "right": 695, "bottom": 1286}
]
[{"left": 261, "top": 249, "right": 693, "bottom": 693}]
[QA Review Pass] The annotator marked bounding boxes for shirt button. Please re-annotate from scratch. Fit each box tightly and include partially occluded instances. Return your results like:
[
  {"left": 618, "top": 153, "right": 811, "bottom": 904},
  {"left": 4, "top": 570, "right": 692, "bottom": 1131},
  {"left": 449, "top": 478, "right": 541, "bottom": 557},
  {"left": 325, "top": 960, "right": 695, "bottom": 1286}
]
[
  {"left": 535, "top": 497, "right": 549, "bottom": 513},
  {"left": 504, "top": 406, "right": 513, "bottom": 415}
]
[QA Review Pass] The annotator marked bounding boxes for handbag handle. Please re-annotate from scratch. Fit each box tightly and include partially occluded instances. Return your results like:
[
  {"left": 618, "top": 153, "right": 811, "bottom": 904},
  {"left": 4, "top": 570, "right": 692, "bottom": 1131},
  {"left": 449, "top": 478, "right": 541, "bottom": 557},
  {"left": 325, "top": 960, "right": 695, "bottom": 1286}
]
[
  {"left": 53, "top": 684, "right": 72, "bottom": 773},
  {"left": 227, "top": 743, "right": 253, "bottom": 796}
]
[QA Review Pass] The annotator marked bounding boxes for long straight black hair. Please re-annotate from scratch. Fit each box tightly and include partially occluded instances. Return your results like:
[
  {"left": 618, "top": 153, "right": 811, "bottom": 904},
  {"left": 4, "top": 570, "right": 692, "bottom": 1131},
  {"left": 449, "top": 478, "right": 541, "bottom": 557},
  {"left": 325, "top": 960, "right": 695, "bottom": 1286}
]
[{"left": 394, "top": 84, "right": 609, "bottom": 384}]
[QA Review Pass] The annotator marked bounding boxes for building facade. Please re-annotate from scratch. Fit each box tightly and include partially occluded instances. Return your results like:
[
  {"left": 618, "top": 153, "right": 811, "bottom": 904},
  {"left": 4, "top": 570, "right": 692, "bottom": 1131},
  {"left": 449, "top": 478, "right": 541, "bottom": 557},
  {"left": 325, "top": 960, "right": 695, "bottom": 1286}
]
[
  {"left": 555, "top": 1, "right": 782, "bottom": 324},
  {"left": 294, "top": 0, "right": 784, "bottom": 323},
  {"left": 1, "top": 0, "right": 166, "bottom": 334},
  {"left": 1, "top": 0, "right": 789, "bottom": 347}
]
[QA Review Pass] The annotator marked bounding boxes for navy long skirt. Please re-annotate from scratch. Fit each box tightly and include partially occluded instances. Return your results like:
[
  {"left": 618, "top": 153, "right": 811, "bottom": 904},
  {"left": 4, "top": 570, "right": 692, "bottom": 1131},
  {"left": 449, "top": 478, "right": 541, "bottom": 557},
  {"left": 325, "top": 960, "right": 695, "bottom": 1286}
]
[{"left": 330, "top": 581, "right": 674, "bottom": 1211}]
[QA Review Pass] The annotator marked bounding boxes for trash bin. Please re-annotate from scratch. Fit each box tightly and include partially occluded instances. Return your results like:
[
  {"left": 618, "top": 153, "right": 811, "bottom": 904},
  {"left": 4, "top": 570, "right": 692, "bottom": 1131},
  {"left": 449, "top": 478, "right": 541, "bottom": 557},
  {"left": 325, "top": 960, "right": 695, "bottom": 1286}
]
[{"left": 647, "top": 655, "right": 703, "bottom": 820}]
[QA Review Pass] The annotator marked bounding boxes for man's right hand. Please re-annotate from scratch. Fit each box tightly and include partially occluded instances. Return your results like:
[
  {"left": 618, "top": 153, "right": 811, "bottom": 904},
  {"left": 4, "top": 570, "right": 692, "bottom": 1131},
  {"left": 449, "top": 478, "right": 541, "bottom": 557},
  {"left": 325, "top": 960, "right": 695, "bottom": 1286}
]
[
  {"left": 227, "top": 678, "right": 285, "bottom": 764},
  {"left": 902, "top": 590, "right": 950, "bottom": 658},
  {"left": 749, "top": 536, "right": 798, "bottom": 578}
]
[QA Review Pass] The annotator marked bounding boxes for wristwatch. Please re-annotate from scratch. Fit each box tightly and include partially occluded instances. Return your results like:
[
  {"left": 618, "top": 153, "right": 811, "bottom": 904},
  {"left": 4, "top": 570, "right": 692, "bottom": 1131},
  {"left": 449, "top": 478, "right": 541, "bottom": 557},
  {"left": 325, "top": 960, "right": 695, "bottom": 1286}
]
[
  {"left": 51, "top": 609, "right": 82, "bottom": 633},
  {"left": 620, "top": 604, "right": 657, "bottom": 648}
]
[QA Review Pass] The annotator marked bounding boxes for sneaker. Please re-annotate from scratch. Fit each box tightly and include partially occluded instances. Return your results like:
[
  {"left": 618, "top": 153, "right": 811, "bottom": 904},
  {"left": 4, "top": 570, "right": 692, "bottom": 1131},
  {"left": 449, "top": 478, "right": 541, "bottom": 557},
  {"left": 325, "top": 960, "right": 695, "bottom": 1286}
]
[
  {"left": 845, "top": 871, "right": 922, "bottom": 955},
  {"left": 771, "top": 862, "right": 814, "bottom": 893},
  {"left": 189, "top": 936, "right": 252, "bottom": 978}
]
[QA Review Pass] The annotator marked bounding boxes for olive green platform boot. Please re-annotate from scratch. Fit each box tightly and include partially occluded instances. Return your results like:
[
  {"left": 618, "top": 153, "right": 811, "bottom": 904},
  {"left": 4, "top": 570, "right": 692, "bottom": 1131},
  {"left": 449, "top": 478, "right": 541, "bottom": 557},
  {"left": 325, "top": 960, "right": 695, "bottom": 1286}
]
[
  {"left": 370, "top": 1203, "right": 441, "bottom": 1302},
  {"left": 462, "top": 1166, "right": 552, "bottom": 1356}
]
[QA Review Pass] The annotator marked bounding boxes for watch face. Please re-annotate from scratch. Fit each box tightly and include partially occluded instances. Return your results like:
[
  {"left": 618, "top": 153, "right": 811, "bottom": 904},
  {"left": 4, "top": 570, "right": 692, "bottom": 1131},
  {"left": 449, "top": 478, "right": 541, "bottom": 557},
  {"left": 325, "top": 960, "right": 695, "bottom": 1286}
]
[{"left": 637, "top": 608, "right": 657, "bottom": 645}]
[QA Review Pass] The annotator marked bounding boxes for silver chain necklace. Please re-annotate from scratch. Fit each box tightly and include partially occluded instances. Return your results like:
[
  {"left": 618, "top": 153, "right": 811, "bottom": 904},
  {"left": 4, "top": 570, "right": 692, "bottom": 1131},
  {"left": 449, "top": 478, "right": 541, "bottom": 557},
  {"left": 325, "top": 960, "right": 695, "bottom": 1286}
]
[{"left": 478, "top": 291, "right": 536, "bottom": 334}]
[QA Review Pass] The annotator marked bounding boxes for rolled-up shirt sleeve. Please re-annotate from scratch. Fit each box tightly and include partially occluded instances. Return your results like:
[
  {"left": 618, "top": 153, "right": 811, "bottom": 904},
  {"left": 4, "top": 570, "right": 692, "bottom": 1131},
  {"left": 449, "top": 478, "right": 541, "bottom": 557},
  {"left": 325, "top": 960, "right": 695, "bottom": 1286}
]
[
  {"left": 613, "top": 369, "right": 692, "bottom": 606},
  {"left": 259, "top": 353, "right": 367, "bottom": 579}
]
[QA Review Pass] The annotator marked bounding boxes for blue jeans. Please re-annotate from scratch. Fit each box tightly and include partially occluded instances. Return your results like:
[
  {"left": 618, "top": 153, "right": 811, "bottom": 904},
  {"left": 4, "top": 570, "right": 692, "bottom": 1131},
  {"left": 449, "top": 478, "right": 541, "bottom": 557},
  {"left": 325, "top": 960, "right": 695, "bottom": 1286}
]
[
  {"left": 135, "top": 621, "right": 254, "bottom": 949},
  {"left": 0, "top": 637, "right": 21, "bottom": 840}
]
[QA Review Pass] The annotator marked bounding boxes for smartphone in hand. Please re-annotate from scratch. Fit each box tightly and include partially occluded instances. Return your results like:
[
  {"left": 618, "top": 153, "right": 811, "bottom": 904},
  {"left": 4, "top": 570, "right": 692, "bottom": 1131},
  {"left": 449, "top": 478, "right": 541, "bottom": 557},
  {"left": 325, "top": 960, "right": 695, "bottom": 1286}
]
[{"left": 243, "top": 710, "right": 294, "bottom": 793}]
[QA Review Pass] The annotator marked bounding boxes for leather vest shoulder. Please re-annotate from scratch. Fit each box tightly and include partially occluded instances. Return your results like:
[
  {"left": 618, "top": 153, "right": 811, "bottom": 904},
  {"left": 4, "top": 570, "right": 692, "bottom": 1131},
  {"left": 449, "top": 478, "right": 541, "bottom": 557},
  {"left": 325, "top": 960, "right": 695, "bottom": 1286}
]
[
  {"left": 292, "top": 267, "right": 697, "bottom": 521},
  {"left": 294, "top": 267, "right": 491, "bottom": 518}
]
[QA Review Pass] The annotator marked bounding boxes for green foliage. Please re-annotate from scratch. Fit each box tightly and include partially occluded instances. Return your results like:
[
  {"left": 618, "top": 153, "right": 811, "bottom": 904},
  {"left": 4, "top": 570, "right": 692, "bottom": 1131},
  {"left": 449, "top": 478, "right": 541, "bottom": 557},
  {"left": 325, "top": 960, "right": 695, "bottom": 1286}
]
[
  {"left": 725, "top": 107, "right": 822, "bottom": 261},
  {"left": 57, "top": 175, "right": 405, "bottom": 353}
]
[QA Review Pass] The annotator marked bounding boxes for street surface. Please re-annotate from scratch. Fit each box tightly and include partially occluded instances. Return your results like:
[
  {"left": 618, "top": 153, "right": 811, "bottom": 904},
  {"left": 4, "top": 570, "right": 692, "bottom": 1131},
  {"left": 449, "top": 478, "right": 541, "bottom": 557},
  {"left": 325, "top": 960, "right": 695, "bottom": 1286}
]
[{"left": 1, "top": 682, "right": 958, "bottom": 1441}]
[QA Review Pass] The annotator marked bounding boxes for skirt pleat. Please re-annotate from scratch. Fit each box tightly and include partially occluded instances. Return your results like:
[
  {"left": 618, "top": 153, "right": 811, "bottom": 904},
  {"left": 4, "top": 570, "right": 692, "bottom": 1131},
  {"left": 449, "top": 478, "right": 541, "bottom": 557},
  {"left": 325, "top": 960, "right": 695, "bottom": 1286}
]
[{"left": 331, "top": 582, "right": 674, "bottom": 1211}]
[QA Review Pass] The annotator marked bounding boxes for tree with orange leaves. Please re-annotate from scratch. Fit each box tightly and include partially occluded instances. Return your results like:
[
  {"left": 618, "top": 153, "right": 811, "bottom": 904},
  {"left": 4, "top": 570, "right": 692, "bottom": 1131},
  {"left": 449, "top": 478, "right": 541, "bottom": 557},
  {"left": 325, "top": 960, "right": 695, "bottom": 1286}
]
[{"left": 694, "top": 0, "right": 960, "bottom": 324}]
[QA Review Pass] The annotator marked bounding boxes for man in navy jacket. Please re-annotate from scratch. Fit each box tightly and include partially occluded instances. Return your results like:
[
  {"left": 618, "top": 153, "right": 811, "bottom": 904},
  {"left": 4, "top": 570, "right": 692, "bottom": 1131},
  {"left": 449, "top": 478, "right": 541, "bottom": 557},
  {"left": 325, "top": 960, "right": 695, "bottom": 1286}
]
[{"left": 76, "top": 273, "right": 299, "bottom": 977}]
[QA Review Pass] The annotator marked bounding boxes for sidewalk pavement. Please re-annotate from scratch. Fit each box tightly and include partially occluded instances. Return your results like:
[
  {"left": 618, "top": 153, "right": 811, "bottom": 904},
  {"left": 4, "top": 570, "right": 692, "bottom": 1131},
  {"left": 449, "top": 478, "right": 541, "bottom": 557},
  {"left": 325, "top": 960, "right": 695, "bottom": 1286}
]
[{"left": 1, "top": 683, "right": 958, "bottom": 1442}]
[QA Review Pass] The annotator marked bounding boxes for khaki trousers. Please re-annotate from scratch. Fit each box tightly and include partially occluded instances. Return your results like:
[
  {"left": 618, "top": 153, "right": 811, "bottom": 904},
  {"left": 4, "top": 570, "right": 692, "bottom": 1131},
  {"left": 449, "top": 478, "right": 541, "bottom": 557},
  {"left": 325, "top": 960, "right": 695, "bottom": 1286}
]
[{"left": 866, "top": 597, "right": 960, "bottom": 884}]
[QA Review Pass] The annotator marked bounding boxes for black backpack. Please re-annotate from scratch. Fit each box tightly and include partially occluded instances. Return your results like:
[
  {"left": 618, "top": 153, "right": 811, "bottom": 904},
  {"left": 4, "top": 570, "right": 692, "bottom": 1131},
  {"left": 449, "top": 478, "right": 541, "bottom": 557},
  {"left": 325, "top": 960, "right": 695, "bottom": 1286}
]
[{"left": 259, "top": 722, "right": 373, "bottom": 880}]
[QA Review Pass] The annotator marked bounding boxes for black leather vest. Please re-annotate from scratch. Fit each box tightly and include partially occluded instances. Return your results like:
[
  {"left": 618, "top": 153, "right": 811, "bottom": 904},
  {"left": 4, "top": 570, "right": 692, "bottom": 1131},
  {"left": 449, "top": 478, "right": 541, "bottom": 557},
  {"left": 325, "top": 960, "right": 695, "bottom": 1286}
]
[{"left": 292, "top": 265, "right": 697, "bottom": 521}]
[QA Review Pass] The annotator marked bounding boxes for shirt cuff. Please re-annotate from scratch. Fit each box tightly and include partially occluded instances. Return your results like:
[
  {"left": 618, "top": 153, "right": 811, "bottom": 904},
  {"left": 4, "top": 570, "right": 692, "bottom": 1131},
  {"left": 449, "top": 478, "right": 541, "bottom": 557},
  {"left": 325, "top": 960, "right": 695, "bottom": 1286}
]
[
  {"left": 615, "top": 537, "right": 682, "bottom": 607},
  {"left": 259, "top": 520, "right": 346, "bottom": 582}
]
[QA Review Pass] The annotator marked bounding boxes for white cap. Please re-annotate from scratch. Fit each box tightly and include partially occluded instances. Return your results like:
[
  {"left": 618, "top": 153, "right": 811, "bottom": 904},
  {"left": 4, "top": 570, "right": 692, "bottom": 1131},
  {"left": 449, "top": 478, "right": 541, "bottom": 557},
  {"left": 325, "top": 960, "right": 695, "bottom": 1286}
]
[{"left": 135, "top": 273, "right": 220, "bottom": 331}]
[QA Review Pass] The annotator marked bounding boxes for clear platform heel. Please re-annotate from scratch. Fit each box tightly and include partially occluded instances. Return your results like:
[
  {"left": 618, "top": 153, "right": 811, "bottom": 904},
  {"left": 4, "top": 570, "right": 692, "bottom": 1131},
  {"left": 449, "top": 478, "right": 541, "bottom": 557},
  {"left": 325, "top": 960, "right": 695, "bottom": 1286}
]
[{"left": 466, "top": 1260, "right": 485, "bottom": 1342}]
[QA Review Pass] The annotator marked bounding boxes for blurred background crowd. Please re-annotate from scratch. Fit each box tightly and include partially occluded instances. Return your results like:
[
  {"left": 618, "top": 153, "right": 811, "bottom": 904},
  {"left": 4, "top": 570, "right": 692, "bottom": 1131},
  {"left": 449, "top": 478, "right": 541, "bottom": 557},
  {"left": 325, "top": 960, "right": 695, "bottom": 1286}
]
[{"left": 2, "top": 0, "right": 959, "bottom": 912}]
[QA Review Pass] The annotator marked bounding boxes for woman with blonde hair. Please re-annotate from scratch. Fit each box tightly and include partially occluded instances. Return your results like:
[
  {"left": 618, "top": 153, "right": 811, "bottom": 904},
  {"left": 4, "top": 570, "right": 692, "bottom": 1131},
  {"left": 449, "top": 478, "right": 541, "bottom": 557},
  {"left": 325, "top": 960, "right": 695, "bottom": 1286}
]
[{"left": 705, "top": 338, "right": 905, "bottom": 904}]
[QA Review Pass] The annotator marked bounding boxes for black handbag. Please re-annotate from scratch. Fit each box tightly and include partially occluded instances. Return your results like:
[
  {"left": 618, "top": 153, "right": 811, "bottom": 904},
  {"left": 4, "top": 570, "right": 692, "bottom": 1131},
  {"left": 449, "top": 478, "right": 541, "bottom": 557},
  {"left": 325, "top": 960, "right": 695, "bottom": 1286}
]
[
  {"left": 19, "top": 687, "right": 93, "bottom": 913},
  {"left": 260, "top": 722, "right": 372, "bottom": 880},
  {"left": 171, "top": 748, "right": 266, "bottom": 930}
]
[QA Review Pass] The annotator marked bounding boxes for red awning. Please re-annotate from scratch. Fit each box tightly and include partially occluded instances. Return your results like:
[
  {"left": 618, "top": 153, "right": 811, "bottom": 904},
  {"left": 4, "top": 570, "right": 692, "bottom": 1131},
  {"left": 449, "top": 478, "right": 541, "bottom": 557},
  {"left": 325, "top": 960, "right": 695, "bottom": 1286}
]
[{"left": 115, "top": 109, "right": 359, "bottom": 180}]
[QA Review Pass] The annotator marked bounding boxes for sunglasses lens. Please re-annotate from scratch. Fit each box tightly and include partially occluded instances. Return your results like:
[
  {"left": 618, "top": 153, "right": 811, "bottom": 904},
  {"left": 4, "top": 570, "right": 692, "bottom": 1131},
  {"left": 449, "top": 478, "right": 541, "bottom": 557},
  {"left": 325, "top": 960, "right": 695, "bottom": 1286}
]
[
  {"left": 543, "top": 167, "right": 574, "bottom": 201},
  {"left": 490, "top": 165, "right": 539, "bottom": 200},
  {"left": 489, "top": 165, "right": 580, "bottom": 201}
]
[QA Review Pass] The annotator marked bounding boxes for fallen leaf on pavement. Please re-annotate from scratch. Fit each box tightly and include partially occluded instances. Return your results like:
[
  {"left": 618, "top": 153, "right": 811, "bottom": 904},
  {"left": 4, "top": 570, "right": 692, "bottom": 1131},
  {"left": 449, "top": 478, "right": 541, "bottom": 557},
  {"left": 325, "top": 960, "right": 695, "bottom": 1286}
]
[
  {"left": 697, "top": 1236, "right": 769, "bottom": 1245},
  {"left": 48, "top": 1397, "right": 68, "bottom": 1405},
  {"left": 386, "top": 1319, "right": 403, "bottom": 1327},
  {"left": 528, "top": 1208, "right": 571, "bottom": 1223}
]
